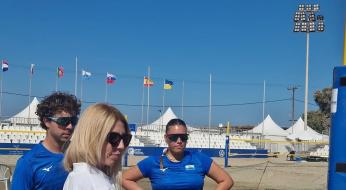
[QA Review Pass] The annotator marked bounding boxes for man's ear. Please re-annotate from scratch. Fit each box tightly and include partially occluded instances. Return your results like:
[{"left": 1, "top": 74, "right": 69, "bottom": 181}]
[{"left": 43, "top": 118, "right": 51, "bottom": 129}]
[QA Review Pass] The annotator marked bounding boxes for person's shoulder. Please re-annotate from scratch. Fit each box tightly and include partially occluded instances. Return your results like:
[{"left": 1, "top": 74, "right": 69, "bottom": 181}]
[
  {"left": 67, "top": 168, "right": 92, "bottom": 180},
  {"left": 141, "top": 155, "right": 160, "bottom": 162},
  {"left": 188, "top": 151, "right": 211, "bottom": 161},
  {"left": 18, "top": 143, "right": 43, "bottom": 162},
  {"left": 138, "top": 155, "right": 160, "bottom": 168},
  {"left": 187, "top": 151, "right": 203, "bottom": 157},
  {"left": 65, "top": 163, "right": 114, "bottom": 189},
  {"left": 64, "top": 171, "right": 93, "bottom": 190},
  {"left": 65, "top": 163, "right": 94, "bottom": 183}
]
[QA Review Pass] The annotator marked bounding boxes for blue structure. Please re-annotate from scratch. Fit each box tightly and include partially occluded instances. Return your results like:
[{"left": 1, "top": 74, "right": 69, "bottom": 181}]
[
  {"left": 128, "top": 124, "right": 137, "bottom": 132},
  {"left": 328, "top": 66, "right": 346, "bottom": 189},
  {"left": 224, "top": 122, "right": 230, "bottom": 167},
  {"left": 224, "top": 135, "right": 229, "bottom": 167}
]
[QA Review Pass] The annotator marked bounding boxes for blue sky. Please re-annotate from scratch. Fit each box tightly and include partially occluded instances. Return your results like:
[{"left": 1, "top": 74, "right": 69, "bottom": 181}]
[{"left": 0, "top": 0, "right": 345, "bottom": 128}]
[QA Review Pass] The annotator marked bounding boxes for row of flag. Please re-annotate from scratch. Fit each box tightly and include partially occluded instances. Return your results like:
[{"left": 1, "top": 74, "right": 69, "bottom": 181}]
[
  {"left": 1, "top": 60, "right": 174, "bottom": 89},
  {"left": 143, "top": 77, "right": 174, "bottom": 89},
  {"left": 2, "top": 60, "right": 34, "bottom": 74}
]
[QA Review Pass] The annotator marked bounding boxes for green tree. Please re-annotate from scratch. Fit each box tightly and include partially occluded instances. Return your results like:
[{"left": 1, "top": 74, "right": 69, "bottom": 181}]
[
  {"left": 314, "top": 87, "right": 332, "bottom": 116},
  {"left": 306, "top": 111, "right": 330, "bottom": 134},
  {"left": 304, "top": 87, "right": 331, "bottom": 134}
]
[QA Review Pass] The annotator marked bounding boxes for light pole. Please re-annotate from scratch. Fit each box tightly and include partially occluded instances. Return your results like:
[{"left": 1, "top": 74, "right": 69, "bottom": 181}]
[{"left": 293, "top": 4, "right": 325, "bottom": 131}]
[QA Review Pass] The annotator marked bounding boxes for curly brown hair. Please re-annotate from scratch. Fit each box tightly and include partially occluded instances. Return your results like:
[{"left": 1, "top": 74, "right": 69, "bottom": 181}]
[{"left": 36, "top": 92, "right": 81, "bottom": 130}]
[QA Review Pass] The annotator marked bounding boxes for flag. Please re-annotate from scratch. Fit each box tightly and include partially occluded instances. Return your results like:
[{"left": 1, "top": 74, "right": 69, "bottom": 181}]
[
  {"left": 144, "top": 76, "right": 154, "bottom": 87},
  {"left": 30, "top": 64, "right": 35, "bottom": 75},
  {"left": 164, "top": 79, "right": 173, "bottom": 90},
  {"left": 57, "top": 66, "right": 64, "bottom": 78},
  {"left": 106, "top": 72, "right": 116, "bottom": 84},
  {"left": 2, "top": 60, "right": 8, "bottom": 72},
  {"left": 81, "top": 70, "right": 91, "bottom": 78}
]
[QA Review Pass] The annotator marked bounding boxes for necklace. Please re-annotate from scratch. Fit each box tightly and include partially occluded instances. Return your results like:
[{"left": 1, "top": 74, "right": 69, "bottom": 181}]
[{"left": 166, "top": 153, "right": 182, "bottom": 163}]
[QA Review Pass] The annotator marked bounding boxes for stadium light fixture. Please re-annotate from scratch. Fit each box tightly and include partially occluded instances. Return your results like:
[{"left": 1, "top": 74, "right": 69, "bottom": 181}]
[{"left": 293, "top": 4, "right": 324, "bottom": 131}]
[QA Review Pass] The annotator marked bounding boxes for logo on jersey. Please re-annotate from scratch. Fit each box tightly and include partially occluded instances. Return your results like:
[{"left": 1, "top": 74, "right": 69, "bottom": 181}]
[
  {"left": 160, "top": 168, "right": 168, "bottom": 172},
  {"left": 185, "top": 164, "right": 195, "bottom": 170},
  {"left": 42, "top": 165, "right": 53, "bottom": 172}
]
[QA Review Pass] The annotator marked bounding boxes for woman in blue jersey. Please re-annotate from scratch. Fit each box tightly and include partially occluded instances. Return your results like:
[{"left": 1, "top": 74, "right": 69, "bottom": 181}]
[
  {"left": 63, "top": 103, "right": 132, "bottom": 190},
  {"left": 122, "top": 118, "right": 233, "bottom": 190}
]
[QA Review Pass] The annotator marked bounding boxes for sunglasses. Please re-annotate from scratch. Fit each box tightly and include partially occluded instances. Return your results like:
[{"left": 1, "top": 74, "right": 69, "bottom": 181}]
[
  {"left": 107, "top": 132, "right": 132, "bottom": 147},
  {"left": 166, "top": 134, "right": 189, "bottom": 142},
  {"left": 48, "top": 116, "right": 78, "bottom": 127}
]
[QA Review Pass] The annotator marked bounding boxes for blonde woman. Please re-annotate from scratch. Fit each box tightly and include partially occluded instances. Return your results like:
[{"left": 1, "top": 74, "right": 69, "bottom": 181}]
[{"left": 63, "top": 103, "right": 132, "bottom": 190}]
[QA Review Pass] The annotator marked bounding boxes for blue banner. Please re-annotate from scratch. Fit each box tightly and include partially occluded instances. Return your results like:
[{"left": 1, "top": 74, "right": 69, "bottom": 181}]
[
  {"left": 127, "top": 146, "right": 267, "bottom": 158},
  {"left": 0, "top": 143, "right": 268, "bottom": 158},
  {"left": 128, "top": 124, "right": 136, "bottom": 132},
  {"left": 0, "top": 143, "right": 34, "bottom": 155}
]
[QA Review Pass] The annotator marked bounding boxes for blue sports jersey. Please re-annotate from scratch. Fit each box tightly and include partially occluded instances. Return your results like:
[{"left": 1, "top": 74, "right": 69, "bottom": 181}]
[
  {"left": 11, "top": 142, "right": 68, "bottom": 190},
  {"left": 137, "top": 151, "right": 213, "bottom": 190}
]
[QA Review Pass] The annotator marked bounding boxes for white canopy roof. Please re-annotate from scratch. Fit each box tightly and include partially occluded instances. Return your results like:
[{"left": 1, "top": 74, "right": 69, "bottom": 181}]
[
  {"left": 141, "top": 107, "right": 178, "bottom": 131},
  {"left": 247, "top": 115, "right": 288, "bottom": 136},
  {"left": 286, "top": 117, "right": 325, "bottom": 141},
  {"left": 150, "top": 107, "right": 178, "bottom": 127},
  {"left": 7, "top": 97, "right": 40, "bottom": 124}
]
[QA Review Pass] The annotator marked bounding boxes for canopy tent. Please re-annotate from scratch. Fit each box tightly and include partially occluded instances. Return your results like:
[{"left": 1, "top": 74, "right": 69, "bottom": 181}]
[
  {"left": 286, "top": 117, "right": 327, "bottom": 141},
  {"left": 246, "top": 115, "right": 288, "bottom": 136},
  {"left": 6, "top": 97, "right": 40, "bottom": 125},
  {"left": 141, "top": 107, "right": 178, "bottom": 131},
  {"left": 245, "top": 115, "right": 290, "bottom": 153},
  {"left": 150, "top": 107, "right": 178, "bottom": 127},
  {"left": 140, "top": 107, "right": 199, "bottom": 132}
]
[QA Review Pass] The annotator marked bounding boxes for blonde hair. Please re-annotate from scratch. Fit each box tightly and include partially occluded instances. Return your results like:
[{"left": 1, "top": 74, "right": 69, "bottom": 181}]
[{"left": 64, "top": 103, "right": 129, "bottom": 179}]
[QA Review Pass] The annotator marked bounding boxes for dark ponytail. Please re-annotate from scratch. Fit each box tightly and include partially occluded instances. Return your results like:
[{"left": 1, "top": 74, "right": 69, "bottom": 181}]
[{"left": 165, "top": 118, "right": 187, "bottom": 133}]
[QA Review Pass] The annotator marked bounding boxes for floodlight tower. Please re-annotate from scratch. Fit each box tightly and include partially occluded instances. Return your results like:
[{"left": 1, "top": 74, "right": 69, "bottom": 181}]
[{"left": 293, "top": 4, "right": 325, "bottom": 131}]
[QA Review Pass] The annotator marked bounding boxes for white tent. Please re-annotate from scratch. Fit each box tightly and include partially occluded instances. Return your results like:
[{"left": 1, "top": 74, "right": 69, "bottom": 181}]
[
  {"left": 247, "top": 115, "right": 288, "bottom": 136},
  {"left": 7, "top": 97, "right": 40, "bottom": 125},
  {"left": 286, "top": 117, "right": 326, "bottom": 141},
  {"left": 141, "top": 107, "right": 178, "bottom": 131},
  {"left": 151, "top": 107, "right": 178, "bottom": 127},
  {"left": 245, "top": 115, "right": 291, "bottom": 153}
]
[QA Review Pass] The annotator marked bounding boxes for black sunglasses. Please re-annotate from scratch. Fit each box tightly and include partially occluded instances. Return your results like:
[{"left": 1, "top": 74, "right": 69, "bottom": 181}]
[
  {"left": 107, "top": 132, "right": 132, "bottom": 147},
  {"left": 48, "top": 116, "right": 78, "bottom": 127},
  {"left": 167, "top": 134, "right": 189, "bottom": 142}
]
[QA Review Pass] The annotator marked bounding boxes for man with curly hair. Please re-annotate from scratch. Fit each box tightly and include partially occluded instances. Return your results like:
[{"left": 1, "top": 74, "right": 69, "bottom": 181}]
[{"left": 12, "top": 92, "right": 81, "bottom": 190}]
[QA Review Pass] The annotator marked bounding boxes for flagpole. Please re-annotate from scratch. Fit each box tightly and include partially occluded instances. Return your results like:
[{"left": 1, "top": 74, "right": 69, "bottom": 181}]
[
  {"left": 105, "top": 80, "right": 108, "bottom": 102},
  {"left": 140, "top": 80, "right": 145, "bottom": 130},
  {"left": 162, "top": 79, "right": 165, "bottom": 114},
  {"left": 146, "top": 66, "right": 150, "bottom": 126},
  {"left": 55, "top": 67, "right": 58, "bottom": 92},
  {"left": 74, "top": 56, "right": 78, "bottom": 96},
  {"left": 28, "top": 65, "right": 33, "bottom": 124},
  {"left": 80, "top": 73, "right": 84, "bottom": 103},
  {"left": 162, "top": 79, "right": 166, "bottom": 133},
  {"left": 208, "top": 74, "right": 212, "bottom": 149},
  {"left": 261, "top": 80, "right": 266, "bottom": 148},
  {"left": 181, "top": 80, "right": 185, "bottom": 119}
]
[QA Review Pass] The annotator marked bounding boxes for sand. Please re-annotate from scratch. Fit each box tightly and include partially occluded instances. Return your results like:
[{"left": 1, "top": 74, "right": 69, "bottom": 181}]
[
  {"left": 126, "top": 155, "right": 327, "bottom": 190},
  {"left": 0, "top": 155, "right": 327, "bottom": 190}
]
